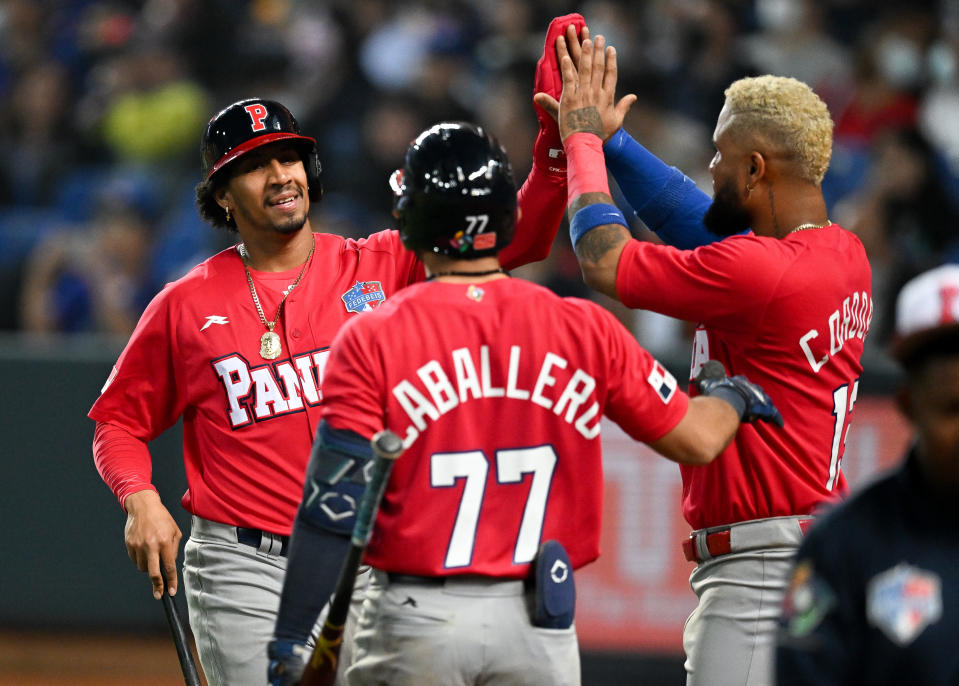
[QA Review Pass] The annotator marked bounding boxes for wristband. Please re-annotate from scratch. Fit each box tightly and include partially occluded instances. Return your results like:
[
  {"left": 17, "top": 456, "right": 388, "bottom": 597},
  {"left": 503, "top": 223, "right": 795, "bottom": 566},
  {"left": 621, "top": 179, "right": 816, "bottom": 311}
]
[
  {"left": 569, "top": 203, "right": 628, "bottom": 246},
  {"left": 565, "top": 132, "right": 609, "bottom": 200}
]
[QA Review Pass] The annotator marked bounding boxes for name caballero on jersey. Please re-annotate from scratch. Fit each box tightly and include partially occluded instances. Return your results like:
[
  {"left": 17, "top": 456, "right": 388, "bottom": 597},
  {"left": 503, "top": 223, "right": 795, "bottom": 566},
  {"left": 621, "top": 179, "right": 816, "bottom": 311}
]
[{"left": 392, "top": 345, "right": 602, "bottom": 446}]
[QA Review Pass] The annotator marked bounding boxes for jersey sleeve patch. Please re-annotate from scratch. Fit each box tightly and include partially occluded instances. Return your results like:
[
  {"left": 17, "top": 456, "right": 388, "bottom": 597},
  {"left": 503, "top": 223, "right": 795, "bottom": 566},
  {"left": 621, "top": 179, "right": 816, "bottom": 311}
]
[
  {"left": 647, "top": 360, "right": 678, "bottom": 404},
  {"left": 341, "top": 280, "right": 386, "bottom": 313},
  {"left": 781, "top": 560, "right": 836, "bottom": 639},
  {"left": 867, "top": 563, "right": 942, "bottom": 646}
]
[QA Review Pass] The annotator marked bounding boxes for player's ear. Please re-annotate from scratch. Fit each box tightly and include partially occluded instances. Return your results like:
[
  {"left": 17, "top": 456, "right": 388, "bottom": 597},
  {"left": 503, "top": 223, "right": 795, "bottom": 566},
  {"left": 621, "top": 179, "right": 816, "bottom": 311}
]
[
  {"left": 215, "top": 186, "right": 232, "bottom": 212},
  {"left": 748, "top": 151, "right": 764, "bottom": 181}
]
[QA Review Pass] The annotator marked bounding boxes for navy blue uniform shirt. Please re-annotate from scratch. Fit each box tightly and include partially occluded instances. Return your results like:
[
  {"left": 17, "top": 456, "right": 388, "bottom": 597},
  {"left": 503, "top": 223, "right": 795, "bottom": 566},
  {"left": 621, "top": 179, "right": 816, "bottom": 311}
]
[{"left": 776, "top": 447, "right": 959, "bottom": 685}]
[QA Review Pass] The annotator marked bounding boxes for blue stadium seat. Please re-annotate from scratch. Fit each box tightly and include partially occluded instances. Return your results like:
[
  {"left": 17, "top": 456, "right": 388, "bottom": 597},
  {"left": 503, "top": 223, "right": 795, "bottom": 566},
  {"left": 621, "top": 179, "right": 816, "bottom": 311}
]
[{"left": 0, "top": 207, "right": 65, "bottom": 269}]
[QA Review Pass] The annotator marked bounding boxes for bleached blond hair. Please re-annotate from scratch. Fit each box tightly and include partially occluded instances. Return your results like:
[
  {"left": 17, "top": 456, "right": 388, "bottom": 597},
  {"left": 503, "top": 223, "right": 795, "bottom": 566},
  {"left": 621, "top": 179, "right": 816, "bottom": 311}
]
[{"left": 724, "top": 75, "right": 833, "bottom": 185}]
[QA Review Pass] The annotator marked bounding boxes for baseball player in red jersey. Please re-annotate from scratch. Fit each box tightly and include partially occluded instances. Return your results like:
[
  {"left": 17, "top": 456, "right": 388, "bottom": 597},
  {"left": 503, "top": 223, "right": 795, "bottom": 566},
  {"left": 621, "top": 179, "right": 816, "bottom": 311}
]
[
  {"left": 267, "top": 98, "right": 782, "bottom": 686},
  {"left": 535, "top": 26, "right": 874, "bottom": 686},
  {"left": 88, "top": 92, "right": 569, "bottom": 686}
]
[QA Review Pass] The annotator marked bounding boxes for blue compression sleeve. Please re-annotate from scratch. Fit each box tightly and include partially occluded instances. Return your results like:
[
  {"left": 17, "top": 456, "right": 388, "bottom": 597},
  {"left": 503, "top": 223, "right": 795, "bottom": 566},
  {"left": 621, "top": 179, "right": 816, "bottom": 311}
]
[
  {"left": 273, "top": 422, "right": 367, "bottom": 643},
  {"left": 603, "top": 128, "right": 719, "bottom": 249},
  {"left": 273, "top": 499, "right": 350, "bottom": 643}
]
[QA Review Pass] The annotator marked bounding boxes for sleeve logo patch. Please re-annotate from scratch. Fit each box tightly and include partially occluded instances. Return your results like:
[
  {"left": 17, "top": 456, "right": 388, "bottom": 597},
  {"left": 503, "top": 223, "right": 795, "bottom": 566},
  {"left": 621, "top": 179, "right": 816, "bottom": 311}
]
[
  {"left": 647, "top": 360, "right": 678, "bottom": 403},
  {"left": 342, "top": 280, "right": 386, "bottom": 313},
  {"left": 781, "top": 560, "right": 836, "bottom": 638},
  {"left": 867, "top": 563, "right": 942, "bottom": 646}
]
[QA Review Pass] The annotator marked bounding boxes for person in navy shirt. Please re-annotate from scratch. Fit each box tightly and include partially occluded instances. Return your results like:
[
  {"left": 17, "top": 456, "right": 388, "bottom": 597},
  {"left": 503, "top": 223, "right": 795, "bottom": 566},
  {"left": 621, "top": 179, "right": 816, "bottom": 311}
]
[{"left": 776, "top": 264, "right": 959, "bottom": 686}]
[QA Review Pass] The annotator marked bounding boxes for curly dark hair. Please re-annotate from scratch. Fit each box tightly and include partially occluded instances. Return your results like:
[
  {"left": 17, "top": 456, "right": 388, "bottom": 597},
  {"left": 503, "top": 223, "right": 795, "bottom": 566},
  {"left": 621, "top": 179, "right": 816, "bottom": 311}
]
[
  {"left": 193, "top": 144, "right": 321, "bottom": 233},
  {"left": 195, "top": 177, "right": 236, "bottom": 232}
]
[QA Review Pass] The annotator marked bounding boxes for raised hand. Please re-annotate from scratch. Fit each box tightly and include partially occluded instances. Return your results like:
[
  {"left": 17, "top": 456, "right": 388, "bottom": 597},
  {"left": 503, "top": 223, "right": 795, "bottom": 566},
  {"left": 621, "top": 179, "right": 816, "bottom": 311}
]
[
  {"left": 533, "top": 27, "right": 636, "bottom": 143},
  {"left": 531, "top": 14, "right": 587, "bottom": 177}
]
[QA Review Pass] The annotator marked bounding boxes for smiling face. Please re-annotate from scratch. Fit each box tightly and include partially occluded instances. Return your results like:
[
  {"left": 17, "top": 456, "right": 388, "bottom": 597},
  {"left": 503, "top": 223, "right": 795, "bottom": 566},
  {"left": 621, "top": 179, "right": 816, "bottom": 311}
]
[{"left": 216, "top": 141, "right": 310, "bottom": 236}]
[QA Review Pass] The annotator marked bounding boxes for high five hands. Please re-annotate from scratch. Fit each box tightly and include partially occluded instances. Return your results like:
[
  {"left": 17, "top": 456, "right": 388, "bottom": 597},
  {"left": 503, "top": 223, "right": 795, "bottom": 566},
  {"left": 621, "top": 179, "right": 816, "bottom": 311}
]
[{"left": 532, "top": 24, "right": 637, "bottom": 143}]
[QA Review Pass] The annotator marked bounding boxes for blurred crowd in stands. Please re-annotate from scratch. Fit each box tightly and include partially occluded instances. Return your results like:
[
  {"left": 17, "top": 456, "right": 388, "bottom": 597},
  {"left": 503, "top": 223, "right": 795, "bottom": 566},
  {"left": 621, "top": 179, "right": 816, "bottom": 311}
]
[{"left": 1, "top": 0, "right": 957, "bottom": 360}]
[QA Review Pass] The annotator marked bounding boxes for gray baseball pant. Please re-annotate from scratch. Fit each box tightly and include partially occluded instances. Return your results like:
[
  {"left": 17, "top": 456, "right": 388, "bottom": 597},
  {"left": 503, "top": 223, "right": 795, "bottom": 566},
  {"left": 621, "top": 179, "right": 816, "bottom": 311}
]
[
  {"left": 683, "top": 515, "right": 809, "bottom": 686},
  {"left": 182, "top": 516, "right": 368, "bottom": 686},
  {"left": 347, "top": 569, "right": 580, "bottom": 686}
]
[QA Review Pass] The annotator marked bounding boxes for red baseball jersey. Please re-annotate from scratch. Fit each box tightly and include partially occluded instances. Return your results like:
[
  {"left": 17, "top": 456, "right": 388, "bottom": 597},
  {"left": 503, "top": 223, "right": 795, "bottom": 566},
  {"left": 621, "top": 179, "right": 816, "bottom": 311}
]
[
  {"left": 320, "top": 278, "right": 689, "bottom": 578},
  {"left": 89, "top": 230, "right": 422, "bottom": 534},
  {"left": 616, "top": 225, "right": 873, "bottom": 530},
  {"left": 88, "top": 161, "right": 567, "bottom": 537}
]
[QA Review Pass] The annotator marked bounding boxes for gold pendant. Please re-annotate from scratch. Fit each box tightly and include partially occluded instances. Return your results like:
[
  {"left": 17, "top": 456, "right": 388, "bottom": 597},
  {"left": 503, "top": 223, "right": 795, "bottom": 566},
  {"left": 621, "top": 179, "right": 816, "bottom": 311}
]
[{"left": 259, "top": 331, "right": 282, "bottom": 360}]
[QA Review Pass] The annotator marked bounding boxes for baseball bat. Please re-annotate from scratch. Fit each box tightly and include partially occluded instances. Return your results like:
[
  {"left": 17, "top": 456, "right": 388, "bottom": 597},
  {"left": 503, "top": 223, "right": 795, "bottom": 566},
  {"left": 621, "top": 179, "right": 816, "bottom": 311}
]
[
  {"left": 299, "top": 429, "right": 405, "bottom": 686},
  {"left": 159, "top": 567, "right": 203, "bottom": 686}
]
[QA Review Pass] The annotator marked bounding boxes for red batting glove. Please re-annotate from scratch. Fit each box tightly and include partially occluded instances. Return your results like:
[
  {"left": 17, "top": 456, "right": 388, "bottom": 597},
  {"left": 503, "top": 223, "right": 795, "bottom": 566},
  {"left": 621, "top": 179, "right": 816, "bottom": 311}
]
[{"left": 533, "top": 13, "right": 587, "bottom": 178}]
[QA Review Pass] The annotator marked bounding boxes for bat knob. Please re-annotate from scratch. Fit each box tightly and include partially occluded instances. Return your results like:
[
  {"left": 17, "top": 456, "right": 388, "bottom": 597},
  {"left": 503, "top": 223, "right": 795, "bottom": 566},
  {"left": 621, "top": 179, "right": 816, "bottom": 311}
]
[
  {"left": 698, "top": 360, "right": 727, "bottom": 382},
  {"left": 372, "top": 430, "right": 404, "bottom": 459},
  {"left": 695, "top": 360, "right": 728, "bottom": 394}
]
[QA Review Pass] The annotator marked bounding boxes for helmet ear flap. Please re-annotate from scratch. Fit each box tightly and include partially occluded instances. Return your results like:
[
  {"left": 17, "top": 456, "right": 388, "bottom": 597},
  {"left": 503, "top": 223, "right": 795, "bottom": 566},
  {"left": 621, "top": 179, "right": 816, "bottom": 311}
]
[
  {"left": 305, "top": 149, "right": 323, "bottom": 203},
  {"left": 393, "top": 192, "right": 413, "bottom": 250}
]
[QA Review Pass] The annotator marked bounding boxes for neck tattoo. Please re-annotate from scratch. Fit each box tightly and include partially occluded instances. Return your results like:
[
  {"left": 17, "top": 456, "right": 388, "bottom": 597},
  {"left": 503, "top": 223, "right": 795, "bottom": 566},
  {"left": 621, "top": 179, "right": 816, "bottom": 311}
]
[
  {"left": 789, "top": 219, "right": 832, "bottom": 234},
  {"left": 425, "top": 268, "right": 509, "bottom": 281},
  {"left": 239, "top": 234, "right": 315, "bottom": 360}
]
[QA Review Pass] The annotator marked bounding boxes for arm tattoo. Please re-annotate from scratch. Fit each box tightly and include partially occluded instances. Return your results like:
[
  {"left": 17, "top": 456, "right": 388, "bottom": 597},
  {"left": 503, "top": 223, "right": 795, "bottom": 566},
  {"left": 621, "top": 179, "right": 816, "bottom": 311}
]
[
  {"left": 569, "top": 191, "right": 612, "bottom": 213},
  {"left": 575, "top": 225, "right": 629, "bottom": 264},
  {"left": 564, "top": 107, "right": 603, "bottom": 137}
]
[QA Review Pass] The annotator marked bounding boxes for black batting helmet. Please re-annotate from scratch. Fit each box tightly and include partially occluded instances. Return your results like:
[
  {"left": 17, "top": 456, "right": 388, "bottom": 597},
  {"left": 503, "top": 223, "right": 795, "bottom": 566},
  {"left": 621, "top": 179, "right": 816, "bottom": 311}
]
[
  {"left": 391, "top": 122, "right": 516, "bottom": 258},
  {"left": 200, "top": 98, "right": 322, "bottom": 201}
]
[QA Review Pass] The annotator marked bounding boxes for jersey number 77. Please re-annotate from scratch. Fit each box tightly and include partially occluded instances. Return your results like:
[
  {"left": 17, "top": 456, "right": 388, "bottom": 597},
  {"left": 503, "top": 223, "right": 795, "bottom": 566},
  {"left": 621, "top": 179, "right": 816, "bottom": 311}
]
[{"left": 431, "top": 445, "right": 558, "bottom": 568}]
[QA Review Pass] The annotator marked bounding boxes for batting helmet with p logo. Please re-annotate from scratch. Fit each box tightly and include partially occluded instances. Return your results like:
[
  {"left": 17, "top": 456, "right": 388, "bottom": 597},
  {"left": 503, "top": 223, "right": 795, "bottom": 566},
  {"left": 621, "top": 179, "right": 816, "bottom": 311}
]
[{"left": 200, "top": 98, "right": 322, "bottom": 202}]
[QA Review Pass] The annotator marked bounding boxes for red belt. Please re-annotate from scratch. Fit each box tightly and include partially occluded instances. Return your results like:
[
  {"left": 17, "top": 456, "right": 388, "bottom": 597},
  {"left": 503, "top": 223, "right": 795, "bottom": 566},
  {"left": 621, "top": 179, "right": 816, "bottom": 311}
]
[
  {"left": 682, "top": 518, "right": 815, "bottom": 563},
  {"left": 682, "top": 529, "right": 731, "bottom": 562}
]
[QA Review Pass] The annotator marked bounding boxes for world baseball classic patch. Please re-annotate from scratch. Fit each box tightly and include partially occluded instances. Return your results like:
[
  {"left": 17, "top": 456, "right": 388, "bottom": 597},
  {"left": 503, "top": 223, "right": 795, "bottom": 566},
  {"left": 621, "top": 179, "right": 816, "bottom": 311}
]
[
  {"left": 647, "top": 360, "right": 678, "bottom": 403},
  {"left": 341, "top": 281, "right": 386, "bottom": 313},
  {"left": 866, "top": 563, "right": 942, "bottom": 646}
]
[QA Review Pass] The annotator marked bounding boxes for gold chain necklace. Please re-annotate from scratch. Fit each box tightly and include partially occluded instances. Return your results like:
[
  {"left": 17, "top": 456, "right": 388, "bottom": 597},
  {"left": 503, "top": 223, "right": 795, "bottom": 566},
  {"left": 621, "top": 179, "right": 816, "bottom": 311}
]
[
  {"left": 239, "top": 234, "right": 315, "bottom": 360},
  {"left": 789, "top": 219, "right": 832, "bottom": 234}
]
